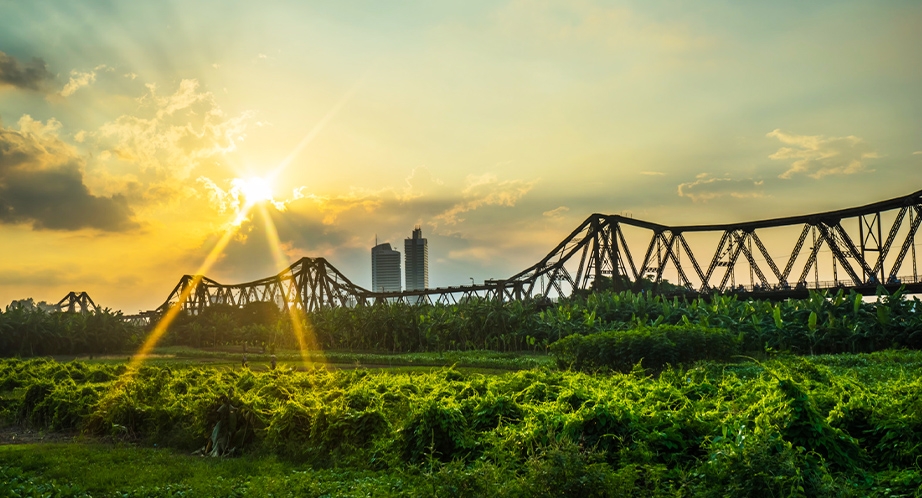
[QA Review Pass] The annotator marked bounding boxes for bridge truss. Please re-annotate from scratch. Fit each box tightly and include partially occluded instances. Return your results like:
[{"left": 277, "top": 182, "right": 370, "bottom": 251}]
[
  {"left": 55, "top": 292, "right": 99, "bottom": 313},
  {"left": 506, "top": 188, "right": 922, "bottom": 301},
  {"left": 155, "top": 188, "right": 922, "bottom": 316}
]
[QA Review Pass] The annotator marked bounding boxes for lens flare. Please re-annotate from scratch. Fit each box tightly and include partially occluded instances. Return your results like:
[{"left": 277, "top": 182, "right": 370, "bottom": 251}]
[
  {"left": 256, "top": 203, "right": 325, "bottom": 369},
  {"left": 114, "top": 192, "right": 266, "bottom": 387},
  {"left": 233, "top": 177, "right": 274, "bottom": 204},
  {"left": 267, "top": 61, "right": 374, "bottom": 179},
  {"left": 112, "top": 65, "right": 375, "bottom": 385}
]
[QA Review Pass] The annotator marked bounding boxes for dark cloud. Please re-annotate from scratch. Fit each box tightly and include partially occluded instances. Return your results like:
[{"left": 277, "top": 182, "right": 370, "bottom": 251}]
[
  {"left": 0, "top": 163, "right": 135, "bottom": 230},
  {"left": 0, "top": 120, "right": 138, "bottom": 231},
  {"left": 0, "top": 51, "right": 54, "bottom": 91}
]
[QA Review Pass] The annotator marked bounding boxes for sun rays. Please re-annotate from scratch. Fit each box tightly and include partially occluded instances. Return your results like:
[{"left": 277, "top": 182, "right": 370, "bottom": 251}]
[
  {"left": 124, "top": 208, "right": 251, "bottom": 378},
  {"left": 255, "top": 202, "right": 326, "bottom": 367},
  {"left": 110, "top": 68, "right": 374, "bottom": 387},
  {"left": 120, "top": 195, "right": 314, "bottom": 385}
]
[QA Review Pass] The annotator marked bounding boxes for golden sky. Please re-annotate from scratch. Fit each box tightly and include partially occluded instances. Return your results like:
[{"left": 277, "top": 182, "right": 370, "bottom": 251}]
[{"left": 1, "top": 1, "right": 921, "bottom": 313}]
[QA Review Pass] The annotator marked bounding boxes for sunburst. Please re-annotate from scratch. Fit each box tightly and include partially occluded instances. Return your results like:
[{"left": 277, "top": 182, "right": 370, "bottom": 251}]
[{"left": 117, "top": 71, "right": 367, "bottom": 383}]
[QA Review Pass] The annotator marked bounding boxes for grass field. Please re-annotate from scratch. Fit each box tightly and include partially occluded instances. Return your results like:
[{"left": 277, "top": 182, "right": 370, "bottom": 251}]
[{"left": 45, "top": 346, "right": 554, "bottom": 372}]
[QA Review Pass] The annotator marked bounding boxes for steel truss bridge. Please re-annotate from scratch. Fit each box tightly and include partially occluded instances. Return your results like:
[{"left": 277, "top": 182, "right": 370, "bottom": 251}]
[
  {"left": 55, "top": 292, "right": 99, "bottom": 313},
  {"left": 149, "top": 188, "right": 922, "bottom": 318}
]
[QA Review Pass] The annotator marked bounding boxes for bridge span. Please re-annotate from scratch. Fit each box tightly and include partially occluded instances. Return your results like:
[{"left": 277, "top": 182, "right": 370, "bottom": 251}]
[{"left": 141, "top": 188, "right": 921, "bottom": 319}]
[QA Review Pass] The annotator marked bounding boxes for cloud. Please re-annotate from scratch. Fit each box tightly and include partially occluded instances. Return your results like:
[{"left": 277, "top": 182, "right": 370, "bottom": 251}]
[
  {"left": 198, "top": 175, "right": 385, "bottom": 233},
  {"left": 191, "top": 170, "right": 546, "bottom": 285},
  {"left": 640, "top": 171, "right": 666, "bottom": 176},
  {"left": 144, "top": 79, "right": 210, "bottom": 118},
  {"left": 433, "top": 173, "right": 537, "bottom": 226},
  {"left": 677, "top": 174, "right": 765, "bottom": 202},
  {"left": 543, "top": 206, "right": 569, "bottom": 217},
  {"left": 59, "top": 69, "right": 97, "bottom": 97},
  {"left": 202, "top": 195, "right": 357, "bottom": 281},
  {"left": 93, "top": 79, "right": 251, "bottom": 195},
  {"left": 913, "top": 151, "right": 922, "bottom": 155},
  {"left": 767, "top": 129, "right": 878, "bottom": 179},
  {"left": 396, "top": 166, "right": 445, "bottom": 202},
  {"left": 0, "top": 51, "right": 54, "bottom": 91},
  {"left": 197, "top": 176, "right": 242, "bottom": 214},
  {"left": 0, "top": 115, "right": 136, "bottom": 231},
  {"left": 196, "top": 176, "right": 286, "bottom": 216}
]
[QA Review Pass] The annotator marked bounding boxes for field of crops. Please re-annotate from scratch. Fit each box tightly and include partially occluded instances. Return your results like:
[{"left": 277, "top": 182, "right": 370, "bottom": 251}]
[{"left": 2, "top": 350, "right": 922, "bottom": 497}]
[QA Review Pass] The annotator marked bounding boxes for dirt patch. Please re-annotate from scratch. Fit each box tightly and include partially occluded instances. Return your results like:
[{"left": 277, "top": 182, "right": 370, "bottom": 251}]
[{"left": 0, "top": 426, "right": 84, "bottom": 445}]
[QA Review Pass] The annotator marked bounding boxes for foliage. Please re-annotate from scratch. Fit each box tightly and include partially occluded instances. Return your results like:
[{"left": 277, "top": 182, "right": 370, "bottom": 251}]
[
  {"left": 549, "top": 324, "right": 741, "bottom": 373},
  {"left": 146, "top": 287, "right": 922, "bottom": 361},
  {"left": 149, "top": 346, "right": 553, "bottom": 371},
  {"left": 3, "top": 353, "right": 922, "bottom": 495},
  {"left": 0, "top": 304, "right": 142, "bottom": 357},
  {"left": 4, "top": 287, "right": 921, "bottom": 362}
]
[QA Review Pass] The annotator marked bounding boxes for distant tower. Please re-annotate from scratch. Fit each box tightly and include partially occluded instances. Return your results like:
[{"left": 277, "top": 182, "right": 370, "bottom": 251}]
[
  {"left": 405, "top": 226, "right": 429, "bottom": 291},
  {"left": 371, "top": 242, "right": 402, "bottom": 292}
]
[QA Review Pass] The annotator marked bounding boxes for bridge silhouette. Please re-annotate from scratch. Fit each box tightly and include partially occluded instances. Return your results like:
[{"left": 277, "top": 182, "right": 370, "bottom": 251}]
[{"left": 129, "top": 188, "right": 921, "bottom": 320}]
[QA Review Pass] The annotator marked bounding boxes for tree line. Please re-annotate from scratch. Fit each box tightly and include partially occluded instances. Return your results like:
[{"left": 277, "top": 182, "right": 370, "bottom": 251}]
[
  {"left": 2, "top": 286, "right": 920, "bottom": 357},
  {"left": 0, "top": 303, "right": 141, "bottom": 356}
]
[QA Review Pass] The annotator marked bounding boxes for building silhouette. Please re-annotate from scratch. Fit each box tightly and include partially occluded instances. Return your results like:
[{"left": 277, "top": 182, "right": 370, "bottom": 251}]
[
  {"left": 404, "top": 226, "right": 428, "bottom": 291},
  {"left": 371, "top": 242, "right": 401, "bottom": 292}
]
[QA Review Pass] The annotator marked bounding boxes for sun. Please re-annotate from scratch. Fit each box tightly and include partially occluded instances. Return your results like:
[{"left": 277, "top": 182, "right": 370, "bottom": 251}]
[{"left": 233, "top": 176, "right": 274, "bottom": 204}]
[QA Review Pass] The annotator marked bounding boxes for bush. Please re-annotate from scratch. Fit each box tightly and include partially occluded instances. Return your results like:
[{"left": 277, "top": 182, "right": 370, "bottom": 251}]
[{"left": 550, "top": 324, "right": 741, "bottom": 373}]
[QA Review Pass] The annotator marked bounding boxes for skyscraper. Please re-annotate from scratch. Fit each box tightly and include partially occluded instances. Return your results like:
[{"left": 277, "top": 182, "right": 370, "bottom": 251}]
[
  {"left": 404, "top": 226, "right": 428, "bottom": 291},
  {"left": 371, "top": 242, "right": 401, "bottom": 292}
]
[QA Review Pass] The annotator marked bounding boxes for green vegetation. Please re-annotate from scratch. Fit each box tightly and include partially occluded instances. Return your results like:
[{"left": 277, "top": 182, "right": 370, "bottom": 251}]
[
  {"left": 3, "top": 287, "right": 920, "bottom": 359},
  {"left": 3, "top": 352, "right": 922, "bottom": 496},
  {"left": 1, "top": 287, "right": 920, "bottom": 495},
  {"left": 159, "top": 287, "right": 922, "bottom": 356},
  {"left": 0, "top": 305, "right": 141, "bottom": 357},
  {"left": 147, "top": 346, "right": 553, "bottom": 371},
  {"left": 0, "top": 445, "right": 421, "bottom": 497},
  {"left": 550, "top": 324, "right": 741, "bottom": 373}
]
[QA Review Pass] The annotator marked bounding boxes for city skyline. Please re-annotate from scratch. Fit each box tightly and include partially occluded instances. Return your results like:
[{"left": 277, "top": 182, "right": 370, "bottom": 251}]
[{"left": 1, "top": 2, "right": 920, "bottom": 312}]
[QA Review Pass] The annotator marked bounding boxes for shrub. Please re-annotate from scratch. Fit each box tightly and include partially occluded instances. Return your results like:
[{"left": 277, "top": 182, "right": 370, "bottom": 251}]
[{"left": 550, "top": 324, "right": 741, "bottom": 373}]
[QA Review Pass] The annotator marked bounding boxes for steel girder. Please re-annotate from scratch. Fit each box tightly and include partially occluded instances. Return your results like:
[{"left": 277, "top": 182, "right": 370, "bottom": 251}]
[
  {"left": 157, "top": 257, "right": 374, "bottom": 315},
  {"left": 54, "top": 292, "right": 99, "bottom": 313},
  {"left": 151, "top": 188, "right": 922, "bottom": 318},
  {"left": 466, "top": 188, "right": 922, "bottom": 299}
]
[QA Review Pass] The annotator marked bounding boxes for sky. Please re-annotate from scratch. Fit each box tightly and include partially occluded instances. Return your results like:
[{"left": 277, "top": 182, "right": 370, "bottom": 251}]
[{"left": 1, "top": 1, "right": 920, "bottom": 313}]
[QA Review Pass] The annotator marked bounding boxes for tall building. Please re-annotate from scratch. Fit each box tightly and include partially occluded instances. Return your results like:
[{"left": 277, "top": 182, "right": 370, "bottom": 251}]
[
  {"left": 404, "top": 226, "right": 429, "bottom": 291},
  {"left": 371, "top": 242, "right": 401, "bottom": 292}
]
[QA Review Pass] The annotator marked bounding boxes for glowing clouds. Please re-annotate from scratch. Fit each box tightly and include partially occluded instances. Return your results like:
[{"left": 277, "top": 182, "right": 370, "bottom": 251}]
[
  {"left": 677, "top": 174, "right": 765, "bottom": 203},
  {"left": 433, "top": 173, "right": 537, "bottom": 226},
  {"left": 198, "top": 176, "right": 289, "bottom": 224},
  {"left": 767, "top": 129, "right": 879, "bottom": 179}
]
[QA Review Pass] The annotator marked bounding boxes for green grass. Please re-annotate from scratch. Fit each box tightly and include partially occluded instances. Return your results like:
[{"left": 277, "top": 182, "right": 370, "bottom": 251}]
[
  {"left": 45, "top": 346, "right": 554, "bottom": 375},
  {"left": 149, "top": 346, "right": 554, "bottom": 370},
  {"left": 52, "top": 347, "right": 554, "bottom": 372},
  {"left": 0, "top": 443, "right": 422, "bottom": 497}
]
